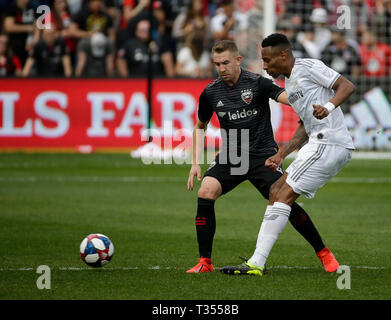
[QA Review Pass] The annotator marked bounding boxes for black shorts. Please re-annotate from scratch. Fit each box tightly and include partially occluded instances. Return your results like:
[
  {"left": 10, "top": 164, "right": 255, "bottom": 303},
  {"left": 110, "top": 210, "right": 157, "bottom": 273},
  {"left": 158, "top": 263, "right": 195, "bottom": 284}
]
[{"left": 203, "top": 153, "right": 283, "bottom": 199}]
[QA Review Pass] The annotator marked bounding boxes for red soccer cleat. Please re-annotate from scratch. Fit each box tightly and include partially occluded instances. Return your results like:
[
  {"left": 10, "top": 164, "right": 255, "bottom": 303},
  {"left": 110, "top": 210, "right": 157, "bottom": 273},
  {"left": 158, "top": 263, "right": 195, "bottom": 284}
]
[
  {"left": 186, "top": 257, "right": 214, "bottom": 273},
  {"left": 316, "top": 247, "right": 340, "bottom": 272}
]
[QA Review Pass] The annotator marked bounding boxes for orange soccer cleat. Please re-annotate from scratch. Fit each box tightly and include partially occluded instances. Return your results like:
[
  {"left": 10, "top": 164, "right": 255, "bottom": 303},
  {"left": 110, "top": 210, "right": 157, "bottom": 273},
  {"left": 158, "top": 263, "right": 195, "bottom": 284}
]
[
  {"left": 186, "top": 257, "right": 214, "bottom": 273},
  {"left": 316, "top": 247, "right": 340, "bottom": 272}
]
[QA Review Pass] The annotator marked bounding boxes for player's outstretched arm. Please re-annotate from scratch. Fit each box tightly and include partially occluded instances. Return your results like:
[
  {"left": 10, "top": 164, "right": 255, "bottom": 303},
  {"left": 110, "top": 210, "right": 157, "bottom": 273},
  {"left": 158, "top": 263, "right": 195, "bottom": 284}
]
[
  {"left": 276, "top": 91, "right": 290, "bottom": 106},
  {"left": 313, "top": 76, "right": 355, "bottom": 119},
  {"left": 265, "top": 122, "right": 308, "bottom": 171},
  {"left": 187, "top": 120, "right": 209, "bottom": 191}
]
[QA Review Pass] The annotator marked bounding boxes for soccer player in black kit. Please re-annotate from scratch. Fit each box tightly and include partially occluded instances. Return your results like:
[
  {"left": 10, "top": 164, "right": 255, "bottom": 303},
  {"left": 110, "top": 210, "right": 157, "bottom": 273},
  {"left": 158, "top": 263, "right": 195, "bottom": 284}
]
[{"left": 186, "top": 40, "right": 339, "bottom": 274}]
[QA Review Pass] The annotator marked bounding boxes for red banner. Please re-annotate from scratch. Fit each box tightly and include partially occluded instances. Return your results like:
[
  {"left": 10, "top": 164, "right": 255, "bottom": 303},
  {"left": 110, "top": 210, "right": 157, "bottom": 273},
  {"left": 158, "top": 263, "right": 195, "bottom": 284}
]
[{"left": 0, "top": 78, "right": 298, "bottom": 151}]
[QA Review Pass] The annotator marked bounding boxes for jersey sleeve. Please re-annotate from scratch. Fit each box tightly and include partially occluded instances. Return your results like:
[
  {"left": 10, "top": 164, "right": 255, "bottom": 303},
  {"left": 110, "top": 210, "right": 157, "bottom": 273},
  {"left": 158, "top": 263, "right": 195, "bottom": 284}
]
[
  {"left": 258, "top": 76, "right": 285, "bottom": 101},
  {"left": 197, "top": 89, "right": 214, "bottom": 123},
  {"left": 309, "top": 60, "right": 341, "bottom": 89}
]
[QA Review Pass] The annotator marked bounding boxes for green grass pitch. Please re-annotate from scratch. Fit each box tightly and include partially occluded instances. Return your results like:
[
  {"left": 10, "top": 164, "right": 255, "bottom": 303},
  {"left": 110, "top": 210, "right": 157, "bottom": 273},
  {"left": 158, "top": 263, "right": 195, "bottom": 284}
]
[{"left": 0, "top": 153, "right": 390, "bottom": 300}]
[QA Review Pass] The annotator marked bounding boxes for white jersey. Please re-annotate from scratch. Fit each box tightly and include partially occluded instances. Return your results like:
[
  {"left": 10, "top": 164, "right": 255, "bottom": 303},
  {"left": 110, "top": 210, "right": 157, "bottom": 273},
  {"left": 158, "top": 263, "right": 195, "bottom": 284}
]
[{"left": 285, "top": 58, "right": 355, "bottom": 149}]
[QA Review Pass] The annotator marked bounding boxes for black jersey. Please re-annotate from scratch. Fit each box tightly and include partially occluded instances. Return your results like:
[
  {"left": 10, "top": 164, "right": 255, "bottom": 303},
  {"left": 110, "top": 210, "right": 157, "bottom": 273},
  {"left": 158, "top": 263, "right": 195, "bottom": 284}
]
[{"left": 198, "top": 69, "right": 284, "bottom": 159}]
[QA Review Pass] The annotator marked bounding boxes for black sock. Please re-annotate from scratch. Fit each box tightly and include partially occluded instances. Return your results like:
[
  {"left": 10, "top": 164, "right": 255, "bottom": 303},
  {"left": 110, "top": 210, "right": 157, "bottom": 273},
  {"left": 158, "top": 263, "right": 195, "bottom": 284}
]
[
  {"left": 195, "top": 198, "right": 216, "bottom": 259},
  {"left": 289, "top": 202, "right": 325, "bottom": 253}
]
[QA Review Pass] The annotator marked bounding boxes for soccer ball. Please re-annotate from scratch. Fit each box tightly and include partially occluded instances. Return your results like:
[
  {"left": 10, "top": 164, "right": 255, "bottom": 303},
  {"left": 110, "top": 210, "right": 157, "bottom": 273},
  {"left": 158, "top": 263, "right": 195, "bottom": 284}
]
[{"left": 80, "top": 233, "right": 114, "bottom": 267}]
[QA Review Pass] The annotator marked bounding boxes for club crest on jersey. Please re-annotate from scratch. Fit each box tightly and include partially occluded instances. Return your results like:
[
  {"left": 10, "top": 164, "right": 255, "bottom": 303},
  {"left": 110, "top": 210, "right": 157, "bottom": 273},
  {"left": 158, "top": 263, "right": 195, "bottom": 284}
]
[{"left": 241, "top": 89, "right": 253, "bottom": 105}]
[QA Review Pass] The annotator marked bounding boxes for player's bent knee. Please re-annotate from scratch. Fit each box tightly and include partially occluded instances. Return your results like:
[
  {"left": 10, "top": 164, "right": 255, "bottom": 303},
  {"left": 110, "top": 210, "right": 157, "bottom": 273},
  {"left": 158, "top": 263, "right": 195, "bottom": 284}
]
[
  {"left": 197, "top": 187, "right": 219, "bottom": 200},
  {"left": 275, "top": 183, "right": 300, "bottom": 206},
  {"left": 269, "top": 182, "right": 280, "bottom": 202},
  {"left": 269, "top": 173, "right": 288, "bottom": 202},
  {"left": 198, "top": 177, "right": 222, "bottom": 200}
]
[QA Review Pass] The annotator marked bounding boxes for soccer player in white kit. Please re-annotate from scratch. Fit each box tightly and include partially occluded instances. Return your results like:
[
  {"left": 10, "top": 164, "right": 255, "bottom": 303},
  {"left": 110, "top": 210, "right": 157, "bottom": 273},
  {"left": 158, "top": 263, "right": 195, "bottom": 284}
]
[{"left": 221, "top": 33, "right": 355, "bottom": 276}]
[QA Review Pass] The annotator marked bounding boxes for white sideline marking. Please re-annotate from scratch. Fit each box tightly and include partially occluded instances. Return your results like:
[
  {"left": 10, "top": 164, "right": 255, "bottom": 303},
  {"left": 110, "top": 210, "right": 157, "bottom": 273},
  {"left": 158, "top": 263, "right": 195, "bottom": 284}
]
[
  {"left": 287, "top": 151, "right": 391, "bottom": 160},
  {"left": 0, "top": 162, "right": 144, "bottom": 168},
  {"left": 329, "top": 177, "right": 391, "bottom": 183},
  {"left": 0, "top": 176, "right": 184, "bottom": 183},
  {"left": 1, "top": 176, "right": 391, "bottom": 183},
  {"left": 0, "top": 152, "right": 390, "bottom": 168},
  {"left": 0, "top": 265, "right": 387, "bottom": 271},
  {"left": 268, "top": 265, "right": 387, "bottom": 270}
]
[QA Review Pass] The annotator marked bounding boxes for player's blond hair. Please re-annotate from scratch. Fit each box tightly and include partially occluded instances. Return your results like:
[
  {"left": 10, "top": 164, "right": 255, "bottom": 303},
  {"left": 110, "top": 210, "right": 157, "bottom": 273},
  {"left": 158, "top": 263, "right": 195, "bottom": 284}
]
[{"left": 212, "top": 40, "right": 239, "bottom": 55}]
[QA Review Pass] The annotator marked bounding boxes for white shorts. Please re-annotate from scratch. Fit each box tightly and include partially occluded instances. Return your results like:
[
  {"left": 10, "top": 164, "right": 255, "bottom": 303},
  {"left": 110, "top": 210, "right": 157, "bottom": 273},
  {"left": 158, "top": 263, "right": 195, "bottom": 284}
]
[{"left": 286, "top": 143, "right": 353, "bottom": 199}]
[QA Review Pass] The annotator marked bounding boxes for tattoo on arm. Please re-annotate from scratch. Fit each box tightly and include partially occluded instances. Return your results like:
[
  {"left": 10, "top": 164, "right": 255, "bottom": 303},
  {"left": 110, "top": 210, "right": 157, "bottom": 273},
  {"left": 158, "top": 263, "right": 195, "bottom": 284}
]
[{"left": 280, "top": 123, "right": 308, "bottom": 158}]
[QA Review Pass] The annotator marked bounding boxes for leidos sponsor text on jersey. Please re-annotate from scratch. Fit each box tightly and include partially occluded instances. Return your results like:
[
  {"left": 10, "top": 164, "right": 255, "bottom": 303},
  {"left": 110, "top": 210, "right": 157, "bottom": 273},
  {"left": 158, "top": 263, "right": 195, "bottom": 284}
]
[{"left": 227, "top": 108, "right": 258, "bottom": 121}]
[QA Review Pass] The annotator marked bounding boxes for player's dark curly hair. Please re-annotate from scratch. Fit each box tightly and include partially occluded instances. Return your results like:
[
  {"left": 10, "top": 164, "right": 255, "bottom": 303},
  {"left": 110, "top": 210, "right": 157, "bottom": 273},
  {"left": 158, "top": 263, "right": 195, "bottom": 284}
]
[{"left": 261, "top": 33, "right": 291, "bottom": 48}]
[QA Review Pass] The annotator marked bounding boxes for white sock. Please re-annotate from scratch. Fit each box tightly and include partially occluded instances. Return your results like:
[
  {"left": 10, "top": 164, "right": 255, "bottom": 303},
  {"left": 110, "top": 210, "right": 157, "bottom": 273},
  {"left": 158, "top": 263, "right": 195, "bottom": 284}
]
[{"left": 248, "top": 202, "right": 292, "bottom": 268}]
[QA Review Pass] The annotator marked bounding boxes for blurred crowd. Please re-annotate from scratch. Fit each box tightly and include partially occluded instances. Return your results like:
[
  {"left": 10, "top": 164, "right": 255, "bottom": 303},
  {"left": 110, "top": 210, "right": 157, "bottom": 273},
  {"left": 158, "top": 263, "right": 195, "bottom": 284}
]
[{"left": 0, "top": 0, "right": 390, "bottom": 78}]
